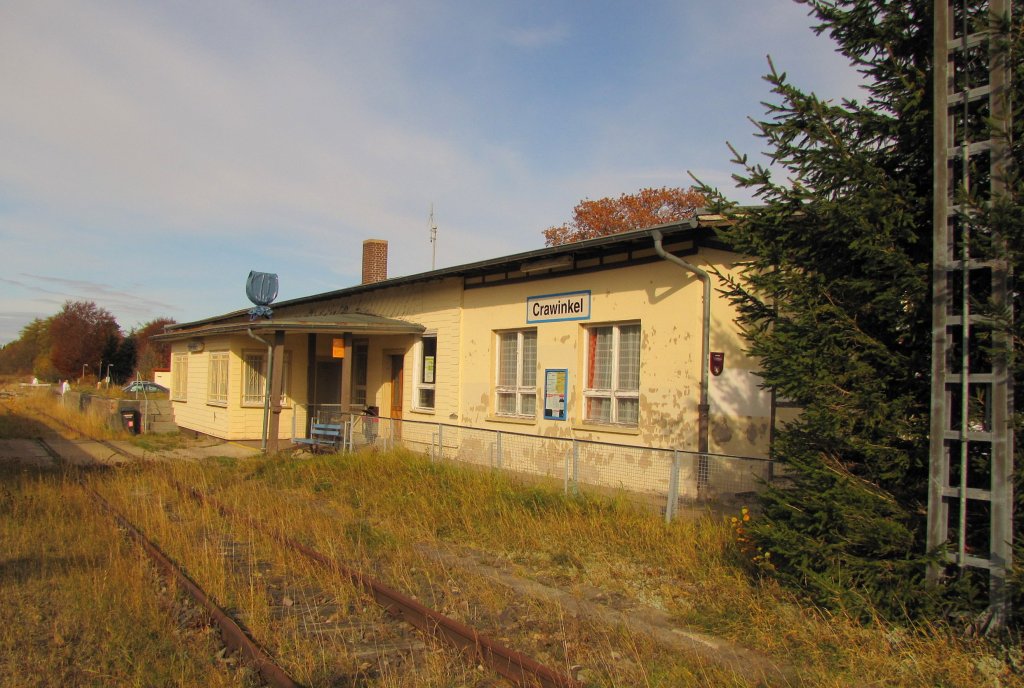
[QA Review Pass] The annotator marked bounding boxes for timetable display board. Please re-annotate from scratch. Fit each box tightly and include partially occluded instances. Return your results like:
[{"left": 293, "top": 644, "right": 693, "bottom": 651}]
[{"left": 544, "top": 369, "right": 568, "bottom": 421}]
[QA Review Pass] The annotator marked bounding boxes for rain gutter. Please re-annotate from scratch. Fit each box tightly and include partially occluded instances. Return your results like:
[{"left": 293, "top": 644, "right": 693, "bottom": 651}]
[{"left": 650, "top": 228, "right": 710, "bottom": 471}]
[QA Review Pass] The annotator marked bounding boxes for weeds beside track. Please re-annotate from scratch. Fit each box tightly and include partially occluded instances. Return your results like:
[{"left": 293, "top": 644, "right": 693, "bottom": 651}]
[
  {"left": 4, "top": 391, "right": 1018, "bottom": 688},
  {"left": 32, "top": 429, "right": 579, "bottom": 687}
]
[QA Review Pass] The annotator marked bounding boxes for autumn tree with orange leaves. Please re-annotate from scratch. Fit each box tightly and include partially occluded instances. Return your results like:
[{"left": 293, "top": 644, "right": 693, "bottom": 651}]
[{"left": 543, "top": 186, "right": 705, "bottom": 246}]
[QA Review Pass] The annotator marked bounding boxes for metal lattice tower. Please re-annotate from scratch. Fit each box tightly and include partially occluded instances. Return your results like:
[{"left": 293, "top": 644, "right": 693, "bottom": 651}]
[{"left": 929, "top": 0, "right": 1014, "bottom": 628}]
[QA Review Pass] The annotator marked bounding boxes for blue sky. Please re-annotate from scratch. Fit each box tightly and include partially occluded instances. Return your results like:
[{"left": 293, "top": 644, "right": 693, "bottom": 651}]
[{"left": 0, "top": 0, "right": 862, "bottom": 344}]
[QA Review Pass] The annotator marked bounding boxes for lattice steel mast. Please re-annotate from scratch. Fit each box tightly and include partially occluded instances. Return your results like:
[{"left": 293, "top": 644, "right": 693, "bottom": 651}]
[{"left": 928, "top": 0, "right": 1014, "bottom": 628}]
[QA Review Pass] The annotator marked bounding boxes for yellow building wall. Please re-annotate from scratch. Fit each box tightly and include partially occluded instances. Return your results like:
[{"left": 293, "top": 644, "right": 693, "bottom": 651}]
[
  {"left": 289, "top": 277, "right": 464, "bottom": 423},
  {"left": 169, "top": 335, "right": 307, "bottom": 441},
  {"left": 458, "top": 247, "right": 771, "bottom": 458},
  {"left": 167, "top": 257, "right": 773, "bottom": 481}
]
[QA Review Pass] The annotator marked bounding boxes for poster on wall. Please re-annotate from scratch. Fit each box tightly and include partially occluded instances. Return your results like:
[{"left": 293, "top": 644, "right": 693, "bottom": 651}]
[{"left": 544, "top": 369, "right": 568, "bottom": 421}]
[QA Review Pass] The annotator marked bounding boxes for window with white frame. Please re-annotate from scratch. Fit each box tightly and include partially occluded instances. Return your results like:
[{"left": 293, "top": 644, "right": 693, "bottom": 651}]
[
  {"left": 584, "top": 322, "right": 640, "bottom": 425},
  {"left": 495, "top": 329, "right": 537, "bottom": 417},
  {"left": 172, "top": 352, "right": 188, "bottom": 401},
  {"left": 207, "top": 351, "right": 229, "bottom": 406},
  {"left": 350, "top": 341, "right": 369, "bottom": 406},
  {"left": 415, "top": 335, "right": 437, "bottom": 410},
  {"left": 242, "top": 350, "right": 291, "bottom": 406}
]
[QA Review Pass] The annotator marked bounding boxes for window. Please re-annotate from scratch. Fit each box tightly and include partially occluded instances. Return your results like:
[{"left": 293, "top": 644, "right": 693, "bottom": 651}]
[
  {"left": 242, "top": 350, "right": 291, "bottom": 406},
  {"left": 584, "top": 323, "right": 640, "bottom": 425},
  {"left": 207, "top": 351, "right": 229, "bottom": 406},
  {"left": 495, "top": 330, "right": 537, "bottom": 417},
  {"left": 350, "top": 341, "right": 369, "bottom": 406},
  {"left": 172, "top": 352, "right": 188, "bottom": 401},
  {"left": 415, "top": 335, "right": 436, "bottom": 410}
]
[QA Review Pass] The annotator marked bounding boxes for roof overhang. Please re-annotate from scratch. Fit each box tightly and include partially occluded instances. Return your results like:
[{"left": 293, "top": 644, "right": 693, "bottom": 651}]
[
  {"left": 159, "top": 214, "right": 744, "bottom": 337},
  {"left": 153, "top": 313, "right": 425, "bottom": 342}
]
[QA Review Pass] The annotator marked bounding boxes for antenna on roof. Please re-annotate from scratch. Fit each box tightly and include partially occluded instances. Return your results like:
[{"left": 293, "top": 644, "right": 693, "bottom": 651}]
[{"left": 429, "top": 203, "right": 438, "bottom": 270}]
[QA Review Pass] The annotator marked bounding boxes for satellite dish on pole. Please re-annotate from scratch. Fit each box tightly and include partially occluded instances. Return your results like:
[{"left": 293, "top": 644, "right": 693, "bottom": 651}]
[{"left": 246, "top": 271, "right": 278, "bottom": 320}]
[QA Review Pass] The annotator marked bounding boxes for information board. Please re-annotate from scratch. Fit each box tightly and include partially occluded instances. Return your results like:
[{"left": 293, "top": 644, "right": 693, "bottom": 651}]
[{"left": 543, "top": 369, "right": 568, "bottom": 421}]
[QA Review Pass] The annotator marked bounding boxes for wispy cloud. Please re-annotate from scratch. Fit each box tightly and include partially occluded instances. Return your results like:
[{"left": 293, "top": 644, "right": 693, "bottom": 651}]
[
  {"left": 18, "top": 274, "right": 178, "bottom": 312},
  {"left": 0, "top": 0, "right": 863, "bottom": 345}
]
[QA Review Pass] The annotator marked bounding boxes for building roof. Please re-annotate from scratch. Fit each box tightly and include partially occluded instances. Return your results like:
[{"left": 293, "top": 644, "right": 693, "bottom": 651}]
[
  {"left": 153, "top": 313, "right": 424, "bottom": 342},
  {"left": 161, "top": 215, "right": 729, "bottom": 336}
]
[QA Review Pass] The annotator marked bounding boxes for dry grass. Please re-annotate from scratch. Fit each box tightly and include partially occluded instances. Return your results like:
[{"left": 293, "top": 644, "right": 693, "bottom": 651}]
[
  {"left": 1, "top": 392, "right": 1020, "bottom": 687},
  {"left": 0, "top": 463, "right": 249, "bottom": 687}
]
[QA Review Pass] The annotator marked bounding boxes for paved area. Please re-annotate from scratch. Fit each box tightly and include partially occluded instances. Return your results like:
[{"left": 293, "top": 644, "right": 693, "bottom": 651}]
[
  {"left": 0, "top": 437, "right": 260, "bottom": 468},
  {"left": 0, "top": 439, "right": 53, "bottom": 468},
  {"left": 98, "top": 439, "right": 261, "bottom": 462}
]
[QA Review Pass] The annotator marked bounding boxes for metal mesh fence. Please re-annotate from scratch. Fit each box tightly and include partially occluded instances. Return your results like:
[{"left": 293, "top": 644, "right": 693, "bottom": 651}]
[{"left": 301, "top": 406, "right": 774, "bottom": 521}]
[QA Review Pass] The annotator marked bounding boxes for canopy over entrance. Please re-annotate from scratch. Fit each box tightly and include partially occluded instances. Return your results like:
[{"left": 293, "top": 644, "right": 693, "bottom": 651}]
[
  {"left": 152, "top": 313, "right": 425, "bottom": 341},
  {"left": 155, "top": 313, "right": 424, "bottom": 452}
]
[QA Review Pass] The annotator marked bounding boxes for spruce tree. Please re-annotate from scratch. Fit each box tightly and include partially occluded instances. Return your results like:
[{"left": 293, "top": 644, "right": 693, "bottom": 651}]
[{"left": 701, "top": 0, "right": 1023, "bottom": 622}]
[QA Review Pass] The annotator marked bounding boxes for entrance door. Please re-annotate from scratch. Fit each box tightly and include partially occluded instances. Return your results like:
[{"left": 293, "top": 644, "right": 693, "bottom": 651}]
[
  {"left": 389, "top": 355, "right": 404, "bottom": 420},
  {"left": 314, "top": 361, "right": 342, "bottom": 424}
]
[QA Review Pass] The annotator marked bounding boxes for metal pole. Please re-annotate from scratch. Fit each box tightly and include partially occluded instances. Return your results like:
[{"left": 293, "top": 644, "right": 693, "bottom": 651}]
[
  {"left": 564, "top": 446, "right": 570, "bottom": 495},
  {"left": 247, "top": 328, "right": 273, "bottom": 452},
  {"left": 572, "top": 440, "right": 579, "bottom": 494},
  {"left": 666, "top": 451, "right": 680, "bottom": 524},
  {"left": 650, "top": 229, "right": 711, "bottom": 492}
]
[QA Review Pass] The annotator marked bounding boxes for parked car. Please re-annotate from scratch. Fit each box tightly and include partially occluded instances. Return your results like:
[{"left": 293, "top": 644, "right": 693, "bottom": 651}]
[{"left": 122, "top": 381, "right": 169, "bottom": 394}]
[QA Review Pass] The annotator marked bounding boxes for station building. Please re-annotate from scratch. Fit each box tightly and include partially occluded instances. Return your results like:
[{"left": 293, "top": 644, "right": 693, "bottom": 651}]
[{"left": 155, "top": 219, "right": 776, "bottom": 487}]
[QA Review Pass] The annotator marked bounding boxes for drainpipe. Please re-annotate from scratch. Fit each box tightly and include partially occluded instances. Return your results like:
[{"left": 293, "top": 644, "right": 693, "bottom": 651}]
[
  {"left": 650, "top": 229, "right": 710, "bottom": 484},
  {"left": 247, "top": 328, "right": 273, "bottom": 452}
]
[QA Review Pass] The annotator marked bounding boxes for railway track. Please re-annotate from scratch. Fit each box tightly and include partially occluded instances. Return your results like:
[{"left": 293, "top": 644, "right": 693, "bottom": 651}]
[{"left": 22, "top": 412, "right": 579, "bottom": 688}]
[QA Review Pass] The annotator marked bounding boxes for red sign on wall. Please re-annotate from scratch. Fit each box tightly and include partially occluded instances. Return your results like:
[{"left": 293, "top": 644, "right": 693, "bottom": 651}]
[{"left": 710, "top": 352, "right": 725, "bottom": 376}]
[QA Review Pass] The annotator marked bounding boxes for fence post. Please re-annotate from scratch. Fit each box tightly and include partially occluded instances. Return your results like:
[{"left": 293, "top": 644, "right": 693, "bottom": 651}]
[
  {"left": 437, "top": 423, "right": 444, "bottom": 462},
  {"left": 666, "top": 450, "right": 680, "bottom": 524},
  {"left": 564, "top": 444, "right": 570, "bottom": 495},
  {"left": 698, "top": 451, "right": 709, "bottom": 499},
  {"left": 571, "top": 439, "right": 579, "bottom": 495},
  {"left": 496, "top": 431, "right": 503, "bottom": 470}
]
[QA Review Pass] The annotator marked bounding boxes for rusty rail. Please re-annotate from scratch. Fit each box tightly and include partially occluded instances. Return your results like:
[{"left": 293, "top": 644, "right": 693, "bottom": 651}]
[
  {"left": 88, "top": 487, "right": 303, "bottom": 688},
  {"left": 29, "top": 420, "right": 578, "bottom": 688},
  {"left": 178, "top": 482, "right": 579, "bottom": 688},
  {"left": 34, "top": 439, "right": 303, "bottom": 688}
]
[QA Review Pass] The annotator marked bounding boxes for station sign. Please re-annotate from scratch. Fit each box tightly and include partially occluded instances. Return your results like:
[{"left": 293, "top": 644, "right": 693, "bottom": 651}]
[{"left": 526, "top": 290, "right": 591, "bottom": 324}]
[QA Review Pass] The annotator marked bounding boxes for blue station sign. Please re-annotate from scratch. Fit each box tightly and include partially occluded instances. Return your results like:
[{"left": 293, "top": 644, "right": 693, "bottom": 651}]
[{"left": 527, "top": 290, "right": 591, "bottom": 323}]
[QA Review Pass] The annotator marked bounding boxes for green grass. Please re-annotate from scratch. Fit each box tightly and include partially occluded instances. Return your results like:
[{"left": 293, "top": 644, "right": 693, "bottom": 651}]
[{"left": 129, "top": 432, "right": 190, "bottom": 453}]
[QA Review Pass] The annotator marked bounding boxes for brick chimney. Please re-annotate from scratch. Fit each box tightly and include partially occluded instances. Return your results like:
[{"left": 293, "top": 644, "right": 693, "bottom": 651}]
[{"left": 361, "top": 239, "right": 388, "bottom": 284}]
